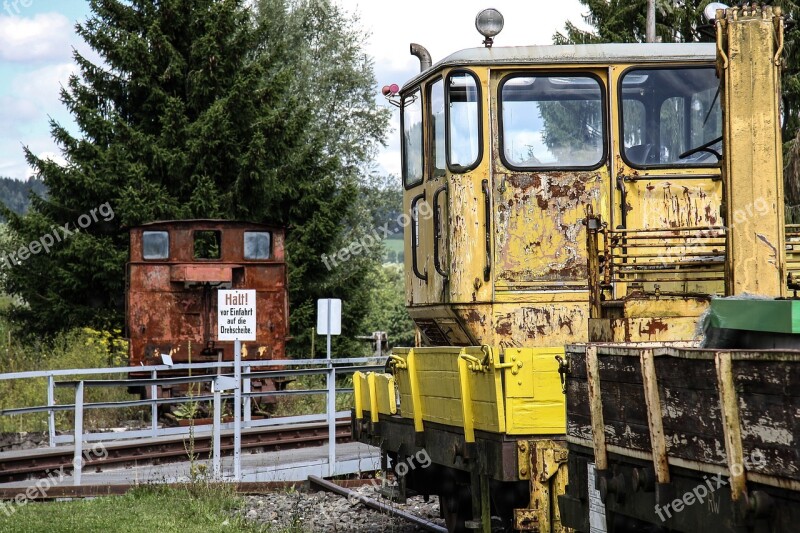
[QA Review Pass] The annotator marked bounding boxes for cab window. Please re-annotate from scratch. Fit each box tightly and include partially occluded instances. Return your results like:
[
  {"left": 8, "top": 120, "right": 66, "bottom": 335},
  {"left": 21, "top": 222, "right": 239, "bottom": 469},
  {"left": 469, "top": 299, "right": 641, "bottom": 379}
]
[
  {"left": 142, "top": 231, "right": 169, "bottom": 260},
  {"left": 447, "top": 71, "right": 481, "bottom": 171},
  {"left": 621, "top": 67, "right": 721, "bottom": 167},
  {"left": 500, "top": 74, "right": 605, "bottom": 169},
  {"left": 194, "top": 230, "right": 221, "bottom": 260},
  {"left": 402, "top": 90, "right": 424, "bottom": 188},
  {"left": 244, "top": 231, "right": 271, "bottom": 260},
  {"left": 429, "top": 78, "right": 446, "bottom": 177}
]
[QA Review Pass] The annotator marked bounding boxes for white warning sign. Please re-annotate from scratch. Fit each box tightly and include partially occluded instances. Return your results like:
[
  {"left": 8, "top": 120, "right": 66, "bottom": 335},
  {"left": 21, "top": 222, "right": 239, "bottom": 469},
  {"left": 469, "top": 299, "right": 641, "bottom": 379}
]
[{"left": 217, "top": 289, "right": 256, "bottom": 341}]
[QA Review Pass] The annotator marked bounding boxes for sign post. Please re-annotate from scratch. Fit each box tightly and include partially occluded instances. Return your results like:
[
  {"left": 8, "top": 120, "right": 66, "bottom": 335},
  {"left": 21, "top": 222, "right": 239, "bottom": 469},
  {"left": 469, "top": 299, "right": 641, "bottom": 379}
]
[
  {"left": 218, "top": 289, "right": 256, "bottom": 481},
  {"left": 317, "top": 298, "right": 341, "bottom": 476}
]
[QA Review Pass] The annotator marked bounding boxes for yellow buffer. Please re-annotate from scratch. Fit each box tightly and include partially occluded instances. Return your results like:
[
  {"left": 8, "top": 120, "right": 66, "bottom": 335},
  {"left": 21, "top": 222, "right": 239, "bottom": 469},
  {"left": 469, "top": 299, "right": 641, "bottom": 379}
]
[
  {"left": 389, "top": 346, "right": 566, "bottom": 440},
  {"left": 353, "top": 371, "right": 396, "bottom": 423}
]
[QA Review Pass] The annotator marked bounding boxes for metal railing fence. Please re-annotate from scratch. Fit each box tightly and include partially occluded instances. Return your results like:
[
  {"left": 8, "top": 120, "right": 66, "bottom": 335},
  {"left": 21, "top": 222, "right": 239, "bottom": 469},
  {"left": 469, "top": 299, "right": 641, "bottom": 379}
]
[{"left": 0, "top": 355, "right": 386, "bottom": 484}]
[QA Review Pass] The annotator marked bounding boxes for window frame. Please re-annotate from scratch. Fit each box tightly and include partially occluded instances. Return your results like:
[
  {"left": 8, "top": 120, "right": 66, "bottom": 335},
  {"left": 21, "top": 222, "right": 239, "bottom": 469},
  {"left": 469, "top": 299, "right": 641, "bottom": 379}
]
[
  {"left": 401, "top": 88, "right": 425, "bottom": 190},
  {"left": 192, "top": 229, "right": 222, "bottom": 261},
  {"left": 142, "top": 230, "right": 170, "bottom": 261},
  {"left": 243, "top": 231, "right": 272, "bottom": 260},
  {"left": 498, "top": 71, "right": 608, "bottom": 172},
  {"left": 427, "top": 76, "right": 447, "bottom": 179},
  {"left": 617, "top": 64, "right": 721, "bottom": 171},
  {"left": 445, "top": 69, "right": 484, "bottom": 174}
]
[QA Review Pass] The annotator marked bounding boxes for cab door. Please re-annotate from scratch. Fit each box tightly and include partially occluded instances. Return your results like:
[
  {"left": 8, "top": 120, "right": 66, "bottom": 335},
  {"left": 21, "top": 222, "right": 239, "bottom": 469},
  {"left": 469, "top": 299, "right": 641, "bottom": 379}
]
[
  {"left": 490, "top": 69, "right": 611, "bottom": 291},
  {"left": 402, "top": 81, "right": 445, "bottom": 308}
]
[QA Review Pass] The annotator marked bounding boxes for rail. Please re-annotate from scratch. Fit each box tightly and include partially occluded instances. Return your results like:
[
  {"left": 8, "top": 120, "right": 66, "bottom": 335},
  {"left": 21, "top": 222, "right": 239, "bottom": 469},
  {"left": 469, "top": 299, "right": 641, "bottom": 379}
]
[
  {"left": 786, "top": 224, "right": 800, "bottom": 290},
  {"left": 584, "top": 211, "right": 727, "bottom": 312},
  {"left": 595, "top": 226, "right": 726, "bottom": 285},
  {"left": 0, "top": 355, "right": 386, "bottom": 485}
]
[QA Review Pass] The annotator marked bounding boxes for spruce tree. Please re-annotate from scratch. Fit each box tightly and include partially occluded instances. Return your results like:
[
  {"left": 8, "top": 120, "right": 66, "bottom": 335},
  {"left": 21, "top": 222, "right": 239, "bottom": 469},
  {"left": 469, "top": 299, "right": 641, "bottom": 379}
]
[{"left": 2, "top": 0, "right": 389, "bottom": 354}]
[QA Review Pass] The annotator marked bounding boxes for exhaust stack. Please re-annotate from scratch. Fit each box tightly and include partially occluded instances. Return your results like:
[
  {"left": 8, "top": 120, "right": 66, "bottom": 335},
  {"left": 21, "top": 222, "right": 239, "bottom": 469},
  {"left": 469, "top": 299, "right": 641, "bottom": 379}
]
[{"left": 410, "top": 43, "right": 431, "bottom": 72}]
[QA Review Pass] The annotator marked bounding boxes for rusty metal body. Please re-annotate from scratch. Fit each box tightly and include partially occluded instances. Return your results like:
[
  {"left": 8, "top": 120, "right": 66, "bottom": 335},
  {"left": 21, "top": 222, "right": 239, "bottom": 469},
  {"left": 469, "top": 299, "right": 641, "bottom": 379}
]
[
  {"left": 126, "top": 220, "right": 289, "bottom": 393},
  {"left": 364, "top": 37, "right": 729, "bottom": 533}
]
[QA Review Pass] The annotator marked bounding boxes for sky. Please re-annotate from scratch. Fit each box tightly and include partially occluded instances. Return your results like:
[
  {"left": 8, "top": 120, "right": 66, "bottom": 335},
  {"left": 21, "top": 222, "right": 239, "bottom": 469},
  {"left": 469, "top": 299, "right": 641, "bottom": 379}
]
[{"left": 0, "top": 0, "right": 589, "bottom": 181}]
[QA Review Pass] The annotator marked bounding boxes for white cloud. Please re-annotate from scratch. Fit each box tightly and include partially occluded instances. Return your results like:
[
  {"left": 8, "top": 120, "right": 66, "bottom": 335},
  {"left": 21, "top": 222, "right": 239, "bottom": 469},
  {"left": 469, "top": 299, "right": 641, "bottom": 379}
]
[
  {"left": 0, "top": 12, "right": 73, "bottom": 63},
  {"left": 12, "top": 62, "right": 76, "bottom": 107},
  {"left": 0, "top": 62, "right": 77, "bottom": 179}
]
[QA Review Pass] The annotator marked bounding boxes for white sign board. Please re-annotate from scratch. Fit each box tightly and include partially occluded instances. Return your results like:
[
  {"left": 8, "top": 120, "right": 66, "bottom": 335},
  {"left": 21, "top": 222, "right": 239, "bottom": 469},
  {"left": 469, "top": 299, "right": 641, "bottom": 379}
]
[
  {"left": 587, "top": 463, "right": 607, "bottom": 533},
  {"left": 217, "top": 289, "right": 256, "bottom": 341},
  {"left": 317, "top": 298, "right": 342, "bottom": 336}
]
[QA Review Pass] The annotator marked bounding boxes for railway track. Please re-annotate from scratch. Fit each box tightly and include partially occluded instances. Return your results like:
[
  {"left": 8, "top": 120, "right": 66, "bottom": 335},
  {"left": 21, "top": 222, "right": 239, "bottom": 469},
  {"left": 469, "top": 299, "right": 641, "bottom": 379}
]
[
  {"left": 308, "top": 475, "right": 447, "bottom": 533},
  {"left": 0, "top": 419, "right": 351, "bottom": 483}
]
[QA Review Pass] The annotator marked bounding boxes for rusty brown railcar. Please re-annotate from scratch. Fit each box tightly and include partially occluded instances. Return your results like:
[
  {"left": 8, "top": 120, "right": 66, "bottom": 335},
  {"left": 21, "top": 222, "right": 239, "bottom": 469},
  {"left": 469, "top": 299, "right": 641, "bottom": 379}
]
[{"left": 126, "top": 220, "right": 289, "bottom": 398}]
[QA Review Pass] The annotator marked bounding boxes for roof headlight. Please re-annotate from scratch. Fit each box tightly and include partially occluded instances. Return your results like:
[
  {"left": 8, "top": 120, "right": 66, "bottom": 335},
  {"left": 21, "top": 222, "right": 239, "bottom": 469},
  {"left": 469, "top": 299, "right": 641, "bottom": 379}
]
[
  {"left": 475, "top": 8, "right": 504, "bottom": 47},
  {"left": 703, "top": 2, "right": 729, "bottom": 22}
]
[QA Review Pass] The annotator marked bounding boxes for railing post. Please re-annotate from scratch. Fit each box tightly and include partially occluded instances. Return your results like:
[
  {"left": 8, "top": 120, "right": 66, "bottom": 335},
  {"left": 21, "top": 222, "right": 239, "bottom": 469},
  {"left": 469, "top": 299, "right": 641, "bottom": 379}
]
[
  {"left": 212, "top": 387, "right": 221, "bottom": 479},
  {"left": 47, "top": 375, "right": 56, "bottom": 448},
  {"left": 584, "top": 206, "right": 603, "bottom": 319},
  {"left": 234, "top": 340, "right": 242, "bottom": 481},
  {"left": 243, "top": 364, "right": 251, "bottom": 425},
  {"left": 73, "top": 381, "right": 84, "bottom": 486},
  {"left": 327, "top": 364, "right": 336, "bottom": 477},
  {"left": 150, "top": 369, "right": 158, "bottom": 438}
]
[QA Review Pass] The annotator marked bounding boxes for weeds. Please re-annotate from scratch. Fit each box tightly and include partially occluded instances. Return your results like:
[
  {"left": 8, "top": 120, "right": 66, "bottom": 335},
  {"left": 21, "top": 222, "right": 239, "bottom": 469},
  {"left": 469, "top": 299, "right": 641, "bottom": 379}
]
[
  {"left": 0, "top": 326, "right": 140, "bottom": 433},
  {"left": 271, "top": 373, "right": 354, "bottom": 418}
]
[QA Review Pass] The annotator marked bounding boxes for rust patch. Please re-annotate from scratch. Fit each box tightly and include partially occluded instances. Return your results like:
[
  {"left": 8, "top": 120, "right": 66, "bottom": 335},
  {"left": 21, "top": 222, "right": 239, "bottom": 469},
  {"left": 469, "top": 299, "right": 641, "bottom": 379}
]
[
  {"left": 640, "top": 319, "right": 669, "bottom": 338},
  {"left": 624, "top": 201, "right": 633, "bottom": 214},
  {"left": 558, "top": 315, "right": 574, "bottom": 335},
  {"left": 495, "top": 318, "right": 513, "bottom": 336},
  {"left": 536, "top": 196, "right": 549, "bottom": 210},
  {"left": 465, "top": 309, "right": 486, "bottom": 325},
  {"left": 493, "top": 170, "right": 604, "bottom": 284}
]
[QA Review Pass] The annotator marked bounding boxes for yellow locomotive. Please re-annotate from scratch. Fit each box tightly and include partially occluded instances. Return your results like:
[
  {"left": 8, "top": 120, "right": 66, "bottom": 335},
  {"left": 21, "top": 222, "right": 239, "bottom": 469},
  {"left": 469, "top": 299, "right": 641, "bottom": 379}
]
[{"left": 354, "top": 6, "right": 795, "bottom": 532}]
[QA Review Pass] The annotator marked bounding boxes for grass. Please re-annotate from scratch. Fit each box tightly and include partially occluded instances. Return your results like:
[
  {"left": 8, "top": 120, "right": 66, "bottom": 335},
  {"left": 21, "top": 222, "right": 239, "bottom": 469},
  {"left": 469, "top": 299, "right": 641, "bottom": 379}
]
[
  {"left": 270, "top": 374, "right": 354, "bottom": 418},
  {"left": 0, "top": 485, "right": 280, "bottom": 533},
  {"left": 382, "top": 237, "right": 403, "bottom": 263}
]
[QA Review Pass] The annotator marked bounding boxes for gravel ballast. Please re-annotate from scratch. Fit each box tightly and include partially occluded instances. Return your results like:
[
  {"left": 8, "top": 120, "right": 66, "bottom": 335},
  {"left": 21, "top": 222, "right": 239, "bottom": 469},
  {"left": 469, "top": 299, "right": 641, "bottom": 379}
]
[{"left": 241, "top": 483, "right": 445, "bottom": 532}]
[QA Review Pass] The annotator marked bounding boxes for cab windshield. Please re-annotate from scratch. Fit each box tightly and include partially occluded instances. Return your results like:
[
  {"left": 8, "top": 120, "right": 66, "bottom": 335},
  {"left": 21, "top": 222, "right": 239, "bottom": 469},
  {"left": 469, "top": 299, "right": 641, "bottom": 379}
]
[
  {"left": 621, "top": 67, "right": 722, "bottom": 168},
  {"left": 500, "top": 74, "right": 604, "bottom": 169}
]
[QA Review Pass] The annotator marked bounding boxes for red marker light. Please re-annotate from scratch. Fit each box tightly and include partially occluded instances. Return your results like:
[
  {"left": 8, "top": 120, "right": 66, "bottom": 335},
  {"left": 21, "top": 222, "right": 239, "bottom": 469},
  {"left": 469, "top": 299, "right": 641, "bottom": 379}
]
[{"left": 381, "top": 84, "right": 400, "bottom": 97}]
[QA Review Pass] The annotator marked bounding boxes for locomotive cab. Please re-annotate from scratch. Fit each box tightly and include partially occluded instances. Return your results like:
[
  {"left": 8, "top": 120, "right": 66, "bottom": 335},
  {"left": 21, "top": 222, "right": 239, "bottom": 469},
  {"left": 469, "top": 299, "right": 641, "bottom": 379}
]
[
  {"left": 126, "top": 220, "right": 290, "bottom": 398},
  {"left": 355, "top": 7, "right": 738, "bottom": 532},
  {"left": 399, "top": 39, "right": 725, "bottom": 349}
]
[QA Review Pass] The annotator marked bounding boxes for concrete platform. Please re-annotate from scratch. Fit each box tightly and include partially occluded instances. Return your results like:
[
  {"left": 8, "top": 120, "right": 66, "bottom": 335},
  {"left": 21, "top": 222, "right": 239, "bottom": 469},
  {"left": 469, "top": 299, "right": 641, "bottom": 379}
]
[{"left": 0, "top": 442, "right": 380, "bottom": 489}]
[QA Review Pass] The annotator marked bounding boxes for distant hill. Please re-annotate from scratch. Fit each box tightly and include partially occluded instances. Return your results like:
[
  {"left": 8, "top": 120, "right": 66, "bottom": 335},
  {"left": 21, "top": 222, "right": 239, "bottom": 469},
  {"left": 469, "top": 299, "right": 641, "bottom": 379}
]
[{"left": 0, "top": 177, "right": 47, "bottom": 219}]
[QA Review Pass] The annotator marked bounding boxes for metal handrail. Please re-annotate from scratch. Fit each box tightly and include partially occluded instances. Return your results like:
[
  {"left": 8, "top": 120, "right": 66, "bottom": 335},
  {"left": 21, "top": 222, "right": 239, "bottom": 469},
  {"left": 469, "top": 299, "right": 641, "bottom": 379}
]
[
  {"left": 0, "top": 356, "right": 387, "bottom": 485},
  {"left": 600, "top": 226, "right": 727, "bottom": 285}
]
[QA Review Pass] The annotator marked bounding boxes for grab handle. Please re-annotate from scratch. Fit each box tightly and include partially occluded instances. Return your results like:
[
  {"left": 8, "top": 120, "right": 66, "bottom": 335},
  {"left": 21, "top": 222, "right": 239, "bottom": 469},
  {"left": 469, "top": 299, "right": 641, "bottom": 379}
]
[{"left": 410, "top": 191, "right": 428, "bottom": 282}]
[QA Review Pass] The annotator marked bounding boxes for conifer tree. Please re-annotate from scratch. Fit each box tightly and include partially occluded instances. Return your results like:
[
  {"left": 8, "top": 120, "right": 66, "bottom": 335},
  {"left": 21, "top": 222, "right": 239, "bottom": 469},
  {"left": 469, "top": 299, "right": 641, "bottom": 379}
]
[{"left": 2, "top": 0, "right": 389, "bottom": 352}]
